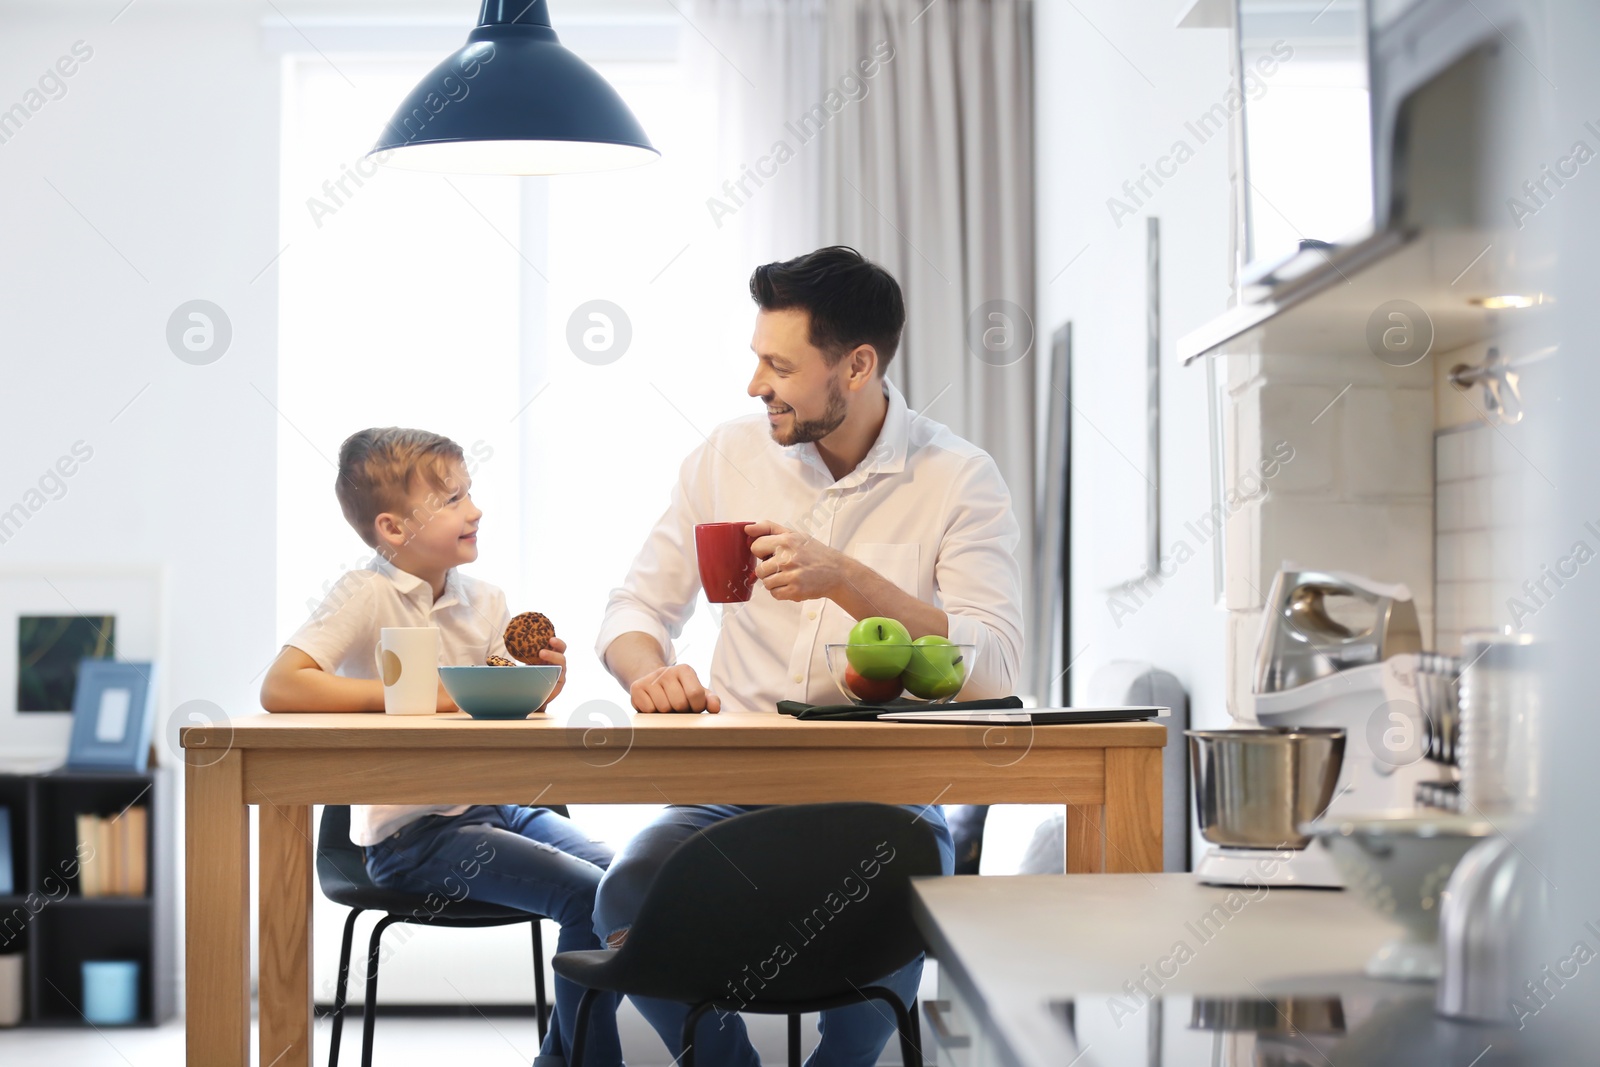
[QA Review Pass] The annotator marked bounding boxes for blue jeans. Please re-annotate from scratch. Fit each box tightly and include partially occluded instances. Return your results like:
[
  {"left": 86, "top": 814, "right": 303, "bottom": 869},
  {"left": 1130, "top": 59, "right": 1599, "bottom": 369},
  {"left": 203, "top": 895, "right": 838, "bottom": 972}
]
[
  {"left": 593, "top": 804, "right": 955, "bottom": 1067},
  {"left": 365, "top": 805, "right": 622, "bottom": 1067}
]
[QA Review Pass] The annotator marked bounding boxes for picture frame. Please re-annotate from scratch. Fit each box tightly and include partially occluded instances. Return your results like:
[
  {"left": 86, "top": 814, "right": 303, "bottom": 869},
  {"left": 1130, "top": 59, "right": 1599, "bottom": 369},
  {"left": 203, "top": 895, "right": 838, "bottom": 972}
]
[
  {"left": 0, "top": 568, "right": 164, "bottom": 769},
  {"left": 65, "top": 660, "right": 158, "bottom": 773},
  {"left": 1030, "top": 322, "right": 1071, "bottom": 706}
]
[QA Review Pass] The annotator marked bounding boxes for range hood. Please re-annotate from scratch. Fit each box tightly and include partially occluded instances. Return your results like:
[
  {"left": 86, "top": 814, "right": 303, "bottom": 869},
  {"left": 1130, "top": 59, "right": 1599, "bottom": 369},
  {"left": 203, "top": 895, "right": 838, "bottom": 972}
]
[{"left": 1180, "top": 0, "right": 1549, "bottom": 366}]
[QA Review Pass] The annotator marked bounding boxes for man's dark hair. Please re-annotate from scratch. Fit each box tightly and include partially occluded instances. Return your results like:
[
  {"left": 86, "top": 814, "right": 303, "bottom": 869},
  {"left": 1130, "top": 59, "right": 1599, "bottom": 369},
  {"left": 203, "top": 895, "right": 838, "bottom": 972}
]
[{"left": 749, "top": 246, "right": 905, "bottom": 374}]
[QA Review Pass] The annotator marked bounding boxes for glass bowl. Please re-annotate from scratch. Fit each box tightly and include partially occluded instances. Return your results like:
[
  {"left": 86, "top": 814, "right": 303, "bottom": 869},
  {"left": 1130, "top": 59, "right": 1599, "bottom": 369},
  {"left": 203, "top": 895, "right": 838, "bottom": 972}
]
[{"left": 823, "top": 643, "right": 977, "bottom": 706}]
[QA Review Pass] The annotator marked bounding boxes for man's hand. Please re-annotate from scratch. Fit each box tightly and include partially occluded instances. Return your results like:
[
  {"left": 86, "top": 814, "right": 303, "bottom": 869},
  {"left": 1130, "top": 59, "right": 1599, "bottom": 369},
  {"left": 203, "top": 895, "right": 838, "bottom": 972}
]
[
  {"left": 630, "top": 663, "right": 722, "bottom": 714},
  {"left": 436, "top": 679, "right": 460, "bottom": 713},
  {"left": 747, "top": 521, "right": 858, "bottom": 604}
]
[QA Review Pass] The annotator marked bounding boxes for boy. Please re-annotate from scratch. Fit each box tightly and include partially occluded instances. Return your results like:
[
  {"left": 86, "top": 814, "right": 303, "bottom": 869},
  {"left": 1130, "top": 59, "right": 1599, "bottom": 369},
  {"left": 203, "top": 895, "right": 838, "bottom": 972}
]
[{"left": 261, "top": 426, "right": 621, "bottom": 1067}]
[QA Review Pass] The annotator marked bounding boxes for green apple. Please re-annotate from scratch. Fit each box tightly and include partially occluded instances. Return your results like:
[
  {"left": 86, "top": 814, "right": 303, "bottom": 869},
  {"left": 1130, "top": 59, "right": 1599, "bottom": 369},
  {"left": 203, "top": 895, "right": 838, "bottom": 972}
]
[
  {"left": 846, "top": 617, "right": 913, "bottom": 680},
  {"left": 902, "top": 636, "right": 966, "bottom": 699}
]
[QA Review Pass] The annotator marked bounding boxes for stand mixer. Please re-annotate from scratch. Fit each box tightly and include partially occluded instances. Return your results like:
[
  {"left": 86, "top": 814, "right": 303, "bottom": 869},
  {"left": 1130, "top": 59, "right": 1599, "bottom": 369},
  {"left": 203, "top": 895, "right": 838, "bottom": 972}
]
[{"left": 1193, "top": 568, "right": 1430, "bottom": 888}]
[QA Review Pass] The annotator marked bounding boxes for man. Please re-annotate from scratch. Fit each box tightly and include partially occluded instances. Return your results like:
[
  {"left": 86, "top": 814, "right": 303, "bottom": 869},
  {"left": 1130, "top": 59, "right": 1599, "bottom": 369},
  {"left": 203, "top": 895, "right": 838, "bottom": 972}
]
[{"left": 592, "top": 246, "right": 1024, "bottom": 1066}]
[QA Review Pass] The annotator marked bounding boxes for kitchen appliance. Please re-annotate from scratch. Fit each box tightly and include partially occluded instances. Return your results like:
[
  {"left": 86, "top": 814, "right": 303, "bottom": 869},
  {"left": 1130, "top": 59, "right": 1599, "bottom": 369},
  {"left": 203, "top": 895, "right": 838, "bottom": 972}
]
[
  {"left": 1436, "top": 832, "right": 1546, "bottom": 1024},
  {"left": 1253, "top": 567, "right": 1422, "bottom": 694},
  {"left": 1413, "top": 651, "right": 1464, "bottom": 811},
  {"left": 1194, "top": 568, "right": 1431, "bottom": 888},
  {"left": 1188, "top": 727, "right": 1348, "bottom": 888},
  {"left": 1457, "top": 630, "right": 1540, "bottom": 815}
]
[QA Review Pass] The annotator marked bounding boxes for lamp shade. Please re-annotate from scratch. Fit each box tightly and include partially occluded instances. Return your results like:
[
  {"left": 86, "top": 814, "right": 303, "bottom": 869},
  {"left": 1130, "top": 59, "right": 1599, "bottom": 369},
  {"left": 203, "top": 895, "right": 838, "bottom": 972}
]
[{"left": 368, "top": 0, "right": 658, "bottom": 175}]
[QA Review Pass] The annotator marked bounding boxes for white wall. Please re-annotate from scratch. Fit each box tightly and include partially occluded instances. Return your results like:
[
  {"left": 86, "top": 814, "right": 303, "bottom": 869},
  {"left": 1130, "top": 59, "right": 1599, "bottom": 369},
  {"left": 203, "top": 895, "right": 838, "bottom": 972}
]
[
  {"left": 0, "top": 4, "right": 280, "bottom": 755},
  {"left": 1033, "top": 4, "right": 1233, "bottom": 729},
  {"left": 0, "top": 0, "right": 283, "bottom": 1020}
]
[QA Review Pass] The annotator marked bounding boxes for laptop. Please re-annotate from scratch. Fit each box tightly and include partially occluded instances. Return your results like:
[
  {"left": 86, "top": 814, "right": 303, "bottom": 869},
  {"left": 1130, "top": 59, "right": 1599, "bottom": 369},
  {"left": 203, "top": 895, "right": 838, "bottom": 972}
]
[{"left": 877, "top": 705, "right": 1168, "bottom": 725}]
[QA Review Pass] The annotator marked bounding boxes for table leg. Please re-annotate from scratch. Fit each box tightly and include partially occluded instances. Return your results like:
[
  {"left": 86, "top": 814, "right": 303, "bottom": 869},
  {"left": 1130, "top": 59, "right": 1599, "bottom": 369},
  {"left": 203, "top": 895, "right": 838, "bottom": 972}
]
[
  {"left": 187, "top": 749, "right": 250, "bottom": 1067},
  {"left": 1064, "top": 805, "right": 1104, "bottom": 873},
  {"left": 259, "top": 801, "right": 314, "bottom": 1067},
  {"left": 1104, "top": 747, "right": 1163, "bottom": 873}
]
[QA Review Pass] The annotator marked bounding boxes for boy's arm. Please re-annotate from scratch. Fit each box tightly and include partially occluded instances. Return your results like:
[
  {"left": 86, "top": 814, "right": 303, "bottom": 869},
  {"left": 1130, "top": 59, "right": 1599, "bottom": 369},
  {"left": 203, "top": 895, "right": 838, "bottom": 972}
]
[{"left": 259, "top": 646, "right": 456, "bottom": 713}]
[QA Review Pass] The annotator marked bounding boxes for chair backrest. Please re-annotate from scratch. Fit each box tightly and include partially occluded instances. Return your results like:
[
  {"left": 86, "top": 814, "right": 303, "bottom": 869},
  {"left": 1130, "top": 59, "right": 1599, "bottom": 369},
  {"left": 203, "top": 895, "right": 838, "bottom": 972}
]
[
  {"left": 613, "top": 803, "right": 943, "bottom": 1004},
  {"left": 316, "top": 804, "right": 377, "bottom": 896}
]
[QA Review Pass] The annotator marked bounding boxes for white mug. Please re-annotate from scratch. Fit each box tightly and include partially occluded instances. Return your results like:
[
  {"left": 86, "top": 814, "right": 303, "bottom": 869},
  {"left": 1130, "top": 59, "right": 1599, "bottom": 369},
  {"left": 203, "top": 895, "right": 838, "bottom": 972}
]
[{"left": 373, "top": 627, "right": 440, "bottom": 715}]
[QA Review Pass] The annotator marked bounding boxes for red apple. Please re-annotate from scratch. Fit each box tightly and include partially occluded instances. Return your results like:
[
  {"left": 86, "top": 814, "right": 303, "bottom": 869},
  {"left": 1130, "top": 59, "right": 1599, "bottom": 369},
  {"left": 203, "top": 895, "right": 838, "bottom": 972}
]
[{"left": 845, "top": 663, "right": 903, "bottom": 703}]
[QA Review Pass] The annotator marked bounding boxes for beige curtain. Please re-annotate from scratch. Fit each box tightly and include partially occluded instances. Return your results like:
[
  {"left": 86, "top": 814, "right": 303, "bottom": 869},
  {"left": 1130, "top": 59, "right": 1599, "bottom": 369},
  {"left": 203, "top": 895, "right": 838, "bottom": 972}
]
[
  {"left": 821, "top": 0, "right": 1038, "bottom": 678},
  {"left": 689, "top": 0, "right": 1040, "bottom": 680}
]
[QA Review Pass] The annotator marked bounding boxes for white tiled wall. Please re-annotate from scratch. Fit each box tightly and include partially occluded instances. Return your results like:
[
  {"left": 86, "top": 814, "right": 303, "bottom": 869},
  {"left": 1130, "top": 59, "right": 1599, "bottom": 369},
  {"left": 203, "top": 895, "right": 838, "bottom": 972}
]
[
  {"left": 1434, "top": 424, "right": 1528, "bottom": 652},
  {"left": 1223, "top": 348, "right": 1436, "bottom": 715}
]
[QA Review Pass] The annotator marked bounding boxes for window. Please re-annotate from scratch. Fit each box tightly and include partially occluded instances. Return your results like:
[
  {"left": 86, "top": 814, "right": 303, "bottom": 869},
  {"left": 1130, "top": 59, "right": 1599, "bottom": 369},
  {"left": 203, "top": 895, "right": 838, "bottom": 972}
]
[{"left": 276, "top": 42, "right": 752, "bottom": 729}]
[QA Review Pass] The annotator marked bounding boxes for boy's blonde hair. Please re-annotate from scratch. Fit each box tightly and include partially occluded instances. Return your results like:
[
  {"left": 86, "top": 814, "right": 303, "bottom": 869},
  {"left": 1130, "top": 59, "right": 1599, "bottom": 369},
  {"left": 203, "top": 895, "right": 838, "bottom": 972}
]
[{"left": 336, "top": 427, "right": 465, "bottom": 549}]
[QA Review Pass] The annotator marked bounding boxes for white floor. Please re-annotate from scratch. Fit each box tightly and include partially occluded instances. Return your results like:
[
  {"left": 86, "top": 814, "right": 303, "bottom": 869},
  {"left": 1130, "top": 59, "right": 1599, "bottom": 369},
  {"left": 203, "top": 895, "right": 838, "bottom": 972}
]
[{"left": 0, "top": 987, "right": 925, "bottom": 1066}]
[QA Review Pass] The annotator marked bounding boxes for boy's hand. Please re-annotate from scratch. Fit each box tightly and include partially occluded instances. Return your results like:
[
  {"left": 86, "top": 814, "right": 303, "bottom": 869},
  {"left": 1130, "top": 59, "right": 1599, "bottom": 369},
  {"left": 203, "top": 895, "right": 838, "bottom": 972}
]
[
  {"left": 436, "top": 679, "right": 459, "bottom": 713},
  {"left": 535, "top": 636, "right": 568, "bottom": 711}
]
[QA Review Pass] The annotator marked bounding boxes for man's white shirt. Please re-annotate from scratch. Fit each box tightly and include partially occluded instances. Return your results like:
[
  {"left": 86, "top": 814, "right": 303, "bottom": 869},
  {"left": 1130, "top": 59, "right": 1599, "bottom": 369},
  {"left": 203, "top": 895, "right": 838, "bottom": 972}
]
[{"left": 597, "top": 379, "right": 1025, "bottom": 712}]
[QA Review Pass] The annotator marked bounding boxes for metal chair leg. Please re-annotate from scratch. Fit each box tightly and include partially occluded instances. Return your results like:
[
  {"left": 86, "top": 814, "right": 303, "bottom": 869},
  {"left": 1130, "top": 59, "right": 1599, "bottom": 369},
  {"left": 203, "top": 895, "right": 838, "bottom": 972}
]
[
  {"left": 788, "top": 1012, "right": 802, "bottom": 1067},
  {"left": 328, "top": 908, "right": 363, "bottom": 1067},
  {"left": 909, "top": 997, "right": 924, "bottom": 1066},
  {"left": 532, "top": 920, "right": 549, "bottom": 1045},
  {"left": 569, "top": 985, "right": 600, "bottom": 1067},
  {"left": 681, "top": 1001, "right": 717, "bottom": 1067},
  {"left": 360, "top": 915, "right": 400, "bottom": 1067},
  {"left": 860, "top": 985, "right": 920, "bottom": 1067}
]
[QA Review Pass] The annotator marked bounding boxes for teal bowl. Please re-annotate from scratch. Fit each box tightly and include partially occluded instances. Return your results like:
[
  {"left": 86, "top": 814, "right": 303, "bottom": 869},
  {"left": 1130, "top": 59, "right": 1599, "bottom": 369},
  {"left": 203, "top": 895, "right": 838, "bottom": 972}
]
[{"left": 439, "top": 665, "right": 561, "bottom": 719}]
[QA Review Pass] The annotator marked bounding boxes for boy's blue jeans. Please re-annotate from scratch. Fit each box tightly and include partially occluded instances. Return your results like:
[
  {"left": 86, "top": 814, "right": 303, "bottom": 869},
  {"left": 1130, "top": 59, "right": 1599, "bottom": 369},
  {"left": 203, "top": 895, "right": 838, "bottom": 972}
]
[
  {"left": 593, "top": 804, "right": 955, "bottom": 1067},
  {"left": 365, "top": 804, "right": 622, "bottom": 1067}
]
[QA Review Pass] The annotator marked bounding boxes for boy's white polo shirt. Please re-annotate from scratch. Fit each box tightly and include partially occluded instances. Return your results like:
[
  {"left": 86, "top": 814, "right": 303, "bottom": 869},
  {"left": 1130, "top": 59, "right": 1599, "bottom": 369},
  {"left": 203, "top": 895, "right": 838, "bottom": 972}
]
[{"left": 286, "top": 555, "right": 512, "bottom": 846}]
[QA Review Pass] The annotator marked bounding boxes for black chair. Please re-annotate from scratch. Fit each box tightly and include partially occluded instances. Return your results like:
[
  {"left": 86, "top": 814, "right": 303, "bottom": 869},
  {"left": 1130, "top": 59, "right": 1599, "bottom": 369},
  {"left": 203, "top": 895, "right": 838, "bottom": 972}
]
[
  {"left": 315, "top": 804, "right": 567, "bottom": 1067},
  {"left": 554, "top": 802, "right": 942, "bottom": 1067}
]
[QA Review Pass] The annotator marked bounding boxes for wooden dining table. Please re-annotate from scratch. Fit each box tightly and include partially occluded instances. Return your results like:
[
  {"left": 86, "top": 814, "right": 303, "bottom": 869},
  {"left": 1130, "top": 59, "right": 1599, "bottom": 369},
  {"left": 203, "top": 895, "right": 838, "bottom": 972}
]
[{"left": 181, "top": 709, "right": 1164, "bottom": 1066}]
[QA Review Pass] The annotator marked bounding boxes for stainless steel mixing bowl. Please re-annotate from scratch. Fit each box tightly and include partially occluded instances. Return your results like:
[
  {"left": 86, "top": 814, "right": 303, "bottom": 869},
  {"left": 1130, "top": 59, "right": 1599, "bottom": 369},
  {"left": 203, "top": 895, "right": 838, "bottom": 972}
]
[{"left": 1187, "top": 727, "right": 1346, "bottom": 849}]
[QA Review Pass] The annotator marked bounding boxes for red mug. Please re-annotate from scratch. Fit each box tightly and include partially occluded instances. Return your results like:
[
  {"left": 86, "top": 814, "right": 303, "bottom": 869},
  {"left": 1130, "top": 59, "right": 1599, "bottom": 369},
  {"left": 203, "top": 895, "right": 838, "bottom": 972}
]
[{"left": 696, "top": 522, "right": 758, "bottom": 603}]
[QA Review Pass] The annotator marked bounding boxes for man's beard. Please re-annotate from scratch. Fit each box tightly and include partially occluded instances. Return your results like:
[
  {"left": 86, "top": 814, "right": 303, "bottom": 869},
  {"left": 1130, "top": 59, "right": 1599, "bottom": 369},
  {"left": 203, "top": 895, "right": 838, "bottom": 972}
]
[{"left": 773, "top": 376, "right": 848, "bottom": 445}]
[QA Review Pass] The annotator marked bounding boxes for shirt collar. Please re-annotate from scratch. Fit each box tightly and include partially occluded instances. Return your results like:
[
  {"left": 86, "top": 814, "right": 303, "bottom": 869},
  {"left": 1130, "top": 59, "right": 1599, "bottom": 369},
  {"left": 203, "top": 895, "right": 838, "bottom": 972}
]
[
  {"left": 371, "top": 554, "right": 469, "bottom": 610},
  {"left": 783, "top": 378, "right": 910, "bottom": 486}
]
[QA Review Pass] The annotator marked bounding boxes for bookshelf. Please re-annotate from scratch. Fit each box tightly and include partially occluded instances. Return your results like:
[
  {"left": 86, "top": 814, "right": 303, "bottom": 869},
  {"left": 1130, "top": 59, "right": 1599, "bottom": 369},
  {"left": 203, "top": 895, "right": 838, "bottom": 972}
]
[{"left": 0, "top": 768, "right": 174, "bottom": 1027}]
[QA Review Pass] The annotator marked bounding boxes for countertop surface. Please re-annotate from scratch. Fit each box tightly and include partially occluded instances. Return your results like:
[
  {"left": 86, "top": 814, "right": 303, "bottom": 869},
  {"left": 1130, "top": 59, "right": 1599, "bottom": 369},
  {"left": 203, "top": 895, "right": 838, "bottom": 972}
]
[{"left": 912, "top": 873, "right": 1528, "bottom": 1067}]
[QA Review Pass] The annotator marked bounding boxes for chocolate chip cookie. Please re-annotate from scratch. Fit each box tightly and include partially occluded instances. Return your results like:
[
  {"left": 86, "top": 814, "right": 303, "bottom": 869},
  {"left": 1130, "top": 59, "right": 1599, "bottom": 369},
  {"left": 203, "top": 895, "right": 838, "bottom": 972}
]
[{"left": 503, "top": 611, "right": 557, "bottom": 664}]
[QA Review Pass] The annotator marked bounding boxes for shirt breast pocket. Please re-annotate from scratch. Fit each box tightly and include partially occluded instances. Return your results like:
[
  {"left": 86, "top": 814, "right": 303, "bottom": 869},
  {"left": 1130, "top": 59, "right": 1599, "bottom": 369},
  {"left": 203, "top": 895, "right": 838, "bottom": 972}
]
[{"left": 849, "top": 542, "right": 921, "bottom": 600}]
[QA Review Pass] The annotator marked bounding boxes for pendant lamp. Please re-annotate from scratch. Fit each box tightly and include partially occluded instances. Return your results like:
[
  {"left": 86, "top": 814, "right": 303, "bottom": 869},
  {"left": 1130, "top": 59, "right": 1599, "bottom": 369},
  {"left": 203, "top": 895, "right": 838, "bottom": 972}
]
[{"left": 368, "top": 0, "right": 659, "bottom": 175}]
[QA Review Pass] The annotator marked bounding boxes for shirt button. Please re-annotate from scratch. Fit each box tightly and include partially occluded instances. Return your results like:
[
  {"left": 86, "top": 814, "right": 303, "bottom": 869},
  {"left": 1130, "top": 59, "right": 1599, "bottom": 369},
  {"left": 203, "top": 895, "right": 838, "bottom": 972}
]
[
  {"left": 807, "top": 610, "right": 817, "bottom": 620},
  {"left": 792, "top": 673, "right": 803, "bottom": 684}
]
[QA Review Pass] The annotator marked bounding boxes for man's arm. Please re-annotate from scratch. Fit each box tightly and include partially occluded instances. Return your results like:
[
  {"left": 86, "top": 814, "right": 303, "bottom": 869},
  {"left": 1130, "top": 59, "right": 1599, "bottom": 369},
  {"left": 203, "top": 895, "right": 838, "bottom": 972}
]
[
  {"left": 746, "top": 522, "right": 948, "bottom": 637},
  {"left": 925, "top": 456, "right": 1025, "bottom": 698},
  {"left": 597, "top": 442, "right": 723, "bottom": 713},
  {"left": 603, "top": 631, "right": 721, "bottom": 713},
  {"left": 747, "top": 453, "right": 1024, "bottom": 698},
  {"left": 826, "top": 558, "right": 948, "bottom": 639}
]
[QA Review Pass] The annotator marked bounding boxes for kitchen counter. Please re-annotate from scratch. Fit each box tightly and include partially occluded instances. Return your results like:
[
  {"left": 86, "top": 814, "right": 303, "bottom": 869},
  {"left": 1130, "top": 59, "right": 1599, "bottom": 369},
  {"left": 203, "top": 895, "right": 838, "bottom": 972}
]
[{"left": 912, "top": 873, "right": 1528, "bottom": 1067}]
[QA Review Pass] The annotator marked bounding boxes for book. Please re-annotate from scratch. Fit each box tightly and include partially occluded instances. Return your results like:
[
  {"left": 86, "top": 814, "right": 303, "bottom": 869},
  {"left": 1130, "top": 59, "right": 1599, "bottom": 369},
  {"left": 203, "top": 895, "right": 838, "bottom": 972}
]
[
  {"left": 76, "top": 814, "right": 99, "bottom": 897},
  {"left": 0, "top": 807, "right": 12, "bottom": 896},
  {"left": 108, "top": 813, "right": 123, "bottom": 897},
  {"left": 72, "top": 809, "right": 150, "bottom": 898},
  {"left": 125, "top": 807, "right": 148, "bottom": 897}
]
